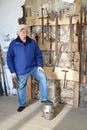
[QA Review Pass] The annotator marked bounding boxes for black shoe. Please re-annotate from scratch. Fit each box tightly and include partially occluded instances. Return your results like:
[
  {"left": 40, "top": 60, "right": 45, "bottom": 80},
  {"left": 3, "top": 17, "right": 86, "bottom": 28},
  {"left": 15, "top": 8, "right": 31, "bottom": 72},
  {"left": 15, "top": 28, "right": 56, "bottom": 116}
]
[
  {"left": 17, "top": 106, "right": 25, "bottom": 112},
  {"left": 41, "top": 100, "right": 53, "bottom": 104}
]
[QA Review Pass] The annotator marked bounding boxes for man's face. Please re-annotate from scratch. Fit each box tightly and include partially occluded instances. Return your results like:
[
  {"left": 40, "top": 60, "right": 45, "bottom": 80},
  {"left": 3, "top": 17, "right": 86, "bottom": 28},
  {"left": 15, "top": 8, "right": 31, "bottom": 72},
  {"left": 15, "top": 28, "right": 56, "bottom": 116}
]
[{"left": 18, "top": 29, "right": 27, "bottom": 41}]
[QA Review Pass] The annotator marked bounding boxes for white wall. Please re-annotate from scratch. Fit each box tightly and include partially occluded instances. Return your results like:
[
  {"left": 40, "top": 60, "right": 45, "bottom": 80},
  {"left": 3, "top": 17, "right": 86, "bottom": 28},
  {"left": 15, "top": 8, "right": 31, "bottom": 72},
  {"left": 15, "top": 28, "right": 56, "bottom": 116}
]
[
  {"left": 0, "top": 0, "right": 25, "bottom": 95},
  {"left": 0, "top": 0, "right": 25, "bottom": 48}
]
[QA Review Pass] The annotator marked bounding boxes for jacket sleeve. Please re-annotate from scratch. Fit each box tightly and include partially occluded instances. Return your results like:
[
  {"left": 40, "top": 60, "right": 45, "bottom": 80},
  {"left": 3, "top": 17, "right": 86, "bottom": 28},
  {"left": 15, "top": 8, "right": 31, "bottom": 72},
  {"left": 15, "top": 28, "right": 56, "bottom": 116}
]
[
  {"left": 7, "top": 42, "right": 16, "bottom": 73},
  {"left": 34, "top": 41, "right": 43, "bottom": 67}
]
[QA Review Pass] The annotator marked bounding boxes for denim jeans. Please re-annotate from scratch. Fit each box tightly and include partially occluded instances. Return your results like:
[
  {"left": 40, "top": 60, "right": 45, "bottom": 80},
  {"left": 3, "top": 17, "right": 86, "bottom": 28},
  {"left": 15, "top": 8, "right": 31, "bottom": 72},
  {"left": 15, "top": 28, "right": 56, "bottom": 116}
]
[{"left": 17, "top": 67, "right": 48, "bottom": 106}]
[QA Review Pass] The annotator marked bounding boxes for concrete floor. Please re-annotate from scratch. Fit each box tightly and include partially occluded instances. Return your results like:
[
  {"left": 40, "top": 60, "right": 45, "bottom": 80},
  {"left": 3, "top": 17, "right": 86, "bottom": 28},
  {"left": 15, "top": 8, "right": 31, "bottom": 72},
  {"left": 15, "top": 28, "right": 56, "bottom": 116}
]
[{"left": 0, "top": 96, "right": 87, "bottom": 130}]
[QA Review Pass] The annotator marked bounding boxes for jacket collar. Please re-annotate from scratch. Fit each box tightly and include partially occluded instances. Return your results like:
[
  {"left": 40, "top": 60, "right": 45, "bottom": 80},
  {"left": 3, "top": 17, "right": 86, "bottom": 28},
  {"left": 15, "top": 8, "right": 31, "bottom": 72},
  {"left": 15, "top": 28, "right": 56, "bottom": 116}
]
[{"left": 15, "top": 36, "right": 31, "bottom": 44}]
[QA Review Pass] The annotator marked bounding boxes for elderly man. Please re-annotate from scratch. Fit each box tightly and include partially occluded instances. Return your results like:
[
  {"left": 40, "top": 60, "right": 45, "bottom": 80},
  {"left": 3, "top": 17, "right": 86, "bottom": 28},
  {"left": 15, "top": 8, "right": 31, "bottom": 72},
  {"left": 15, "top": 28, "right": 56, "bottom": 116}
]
[{"left": 7, "top": 24, "right": 52, "bottom": 112}]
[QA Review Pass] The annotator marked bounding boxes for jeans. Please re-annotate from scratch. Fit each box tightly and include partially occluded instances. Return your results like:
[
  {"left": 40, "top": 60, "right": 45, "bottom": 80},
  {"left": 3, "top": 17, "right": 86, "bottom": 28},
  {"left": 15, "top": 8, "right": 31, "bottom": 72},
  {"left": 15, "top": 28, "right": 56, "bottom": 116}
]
[{"left": 17, "top": 67, "right": 48, "bottom": 106}]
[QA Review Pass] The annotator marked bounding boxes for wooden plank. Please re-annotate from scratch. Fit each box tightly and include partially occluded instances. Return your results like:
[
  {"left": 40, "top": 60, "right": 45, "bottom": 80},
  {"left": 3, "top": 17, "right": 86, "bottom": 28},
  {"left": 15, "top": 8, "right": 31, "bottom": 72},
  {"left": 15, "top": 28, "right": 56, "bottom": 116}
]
[
  {"left": 25, "top": 5, "right": 32, "bottom": 99},
  {"left": 26, "top": 76, "right": 32, "bottom": 98},
  {"left": 76, "top": 0, "right": 82, "bottom": 13},
  {"left": 24, "top": 0, "right": 29, "bottom": 5},
  {"left": 44, "top": 67, "right": 79, "bottom": 82},
  {"left": 74, "top": 82, "right": 79, "bottom": 107},
  {"left": 27, "top": 26, "right": 31, "bottom": 36},
  {"left": 26, "top": 6, "right": 31, "bottom": 17},
  {"left": 26, "top": 16, "right": 42, "bottom": 26}
]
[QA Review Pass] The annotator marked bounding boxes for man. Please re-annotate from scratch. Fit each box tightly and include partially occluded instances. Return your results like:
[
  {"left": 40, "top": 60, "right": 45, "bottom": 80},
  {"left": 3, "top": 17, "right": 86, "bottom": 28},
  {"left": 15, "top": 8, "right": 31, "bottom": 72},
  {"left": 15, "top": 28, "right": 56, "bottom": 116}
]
[{"left": 7, "top": 24, "right": 52, "bottom": 112}]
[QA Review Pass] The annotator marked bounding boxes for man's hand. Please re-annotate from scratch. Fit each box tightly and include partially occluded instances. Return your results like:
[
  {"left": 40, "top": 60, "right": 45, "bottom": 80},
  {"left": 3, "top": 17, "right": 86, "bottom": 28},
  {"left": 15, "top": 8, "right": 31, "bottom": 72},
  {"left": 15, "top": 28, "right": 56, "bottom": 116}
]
[
  {"left": 38, "top": 67, "right": 45, "bottom": 73},
  {"left": 12, "top": 73, "right": 17, "bottom": 88},
  {"left": 12, "top": 73, "right": 17, "bottom": 79}
]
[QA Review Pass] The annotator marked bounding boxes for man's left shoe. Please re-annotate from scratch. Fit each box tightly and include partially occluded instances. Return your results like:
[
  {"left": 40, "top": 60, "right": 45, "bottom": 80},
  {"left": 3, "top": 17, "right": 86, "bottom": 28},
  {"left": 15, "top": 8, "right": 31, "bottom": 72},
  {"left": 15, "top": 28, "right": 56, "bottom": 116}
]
[
  {"left": 17, "top": 106, "right": 25, "bottom": 112},
  {"left": 41, "top": 100, "right": 53, "bottom": 104}
]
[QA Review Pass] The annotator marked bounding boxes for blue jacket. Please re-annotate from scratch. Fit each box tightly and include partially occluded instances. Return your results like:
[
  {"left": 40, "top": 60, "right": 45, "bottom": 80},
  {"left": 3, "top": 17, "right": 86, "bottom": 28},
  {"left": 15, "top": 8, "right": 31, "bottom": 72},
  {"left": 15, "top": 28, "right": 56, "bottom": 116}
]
[{"left": 7, "top": 36, "right": 43, "bottom": 75}]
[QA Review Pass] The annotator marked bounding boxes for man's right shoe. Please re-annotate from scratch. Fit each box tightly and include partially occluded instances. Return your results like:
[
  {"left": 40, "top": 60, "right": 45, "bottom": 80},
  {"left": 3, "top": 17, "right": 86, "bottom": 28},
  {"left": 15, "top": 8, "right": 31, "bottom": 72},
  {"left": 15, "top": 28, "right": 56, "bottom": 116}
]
[
  {"left": 17, "top": 106, "right": 25, "bottom": 112},
  {"left": 41, "top": 100, "right": 53, "bottom": 104}
]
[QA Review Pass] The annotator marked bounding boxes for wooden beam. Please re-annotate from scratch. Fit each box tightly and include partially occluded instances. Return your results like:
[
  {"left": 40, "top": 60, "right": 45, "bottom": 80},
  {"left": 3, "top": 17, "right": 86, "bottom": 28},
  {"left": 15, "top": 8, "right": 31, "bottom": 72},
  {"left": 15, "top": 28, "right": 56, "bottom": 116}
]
[{"left": 26, "top": 15, "right": 79, "bottom": 26}]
